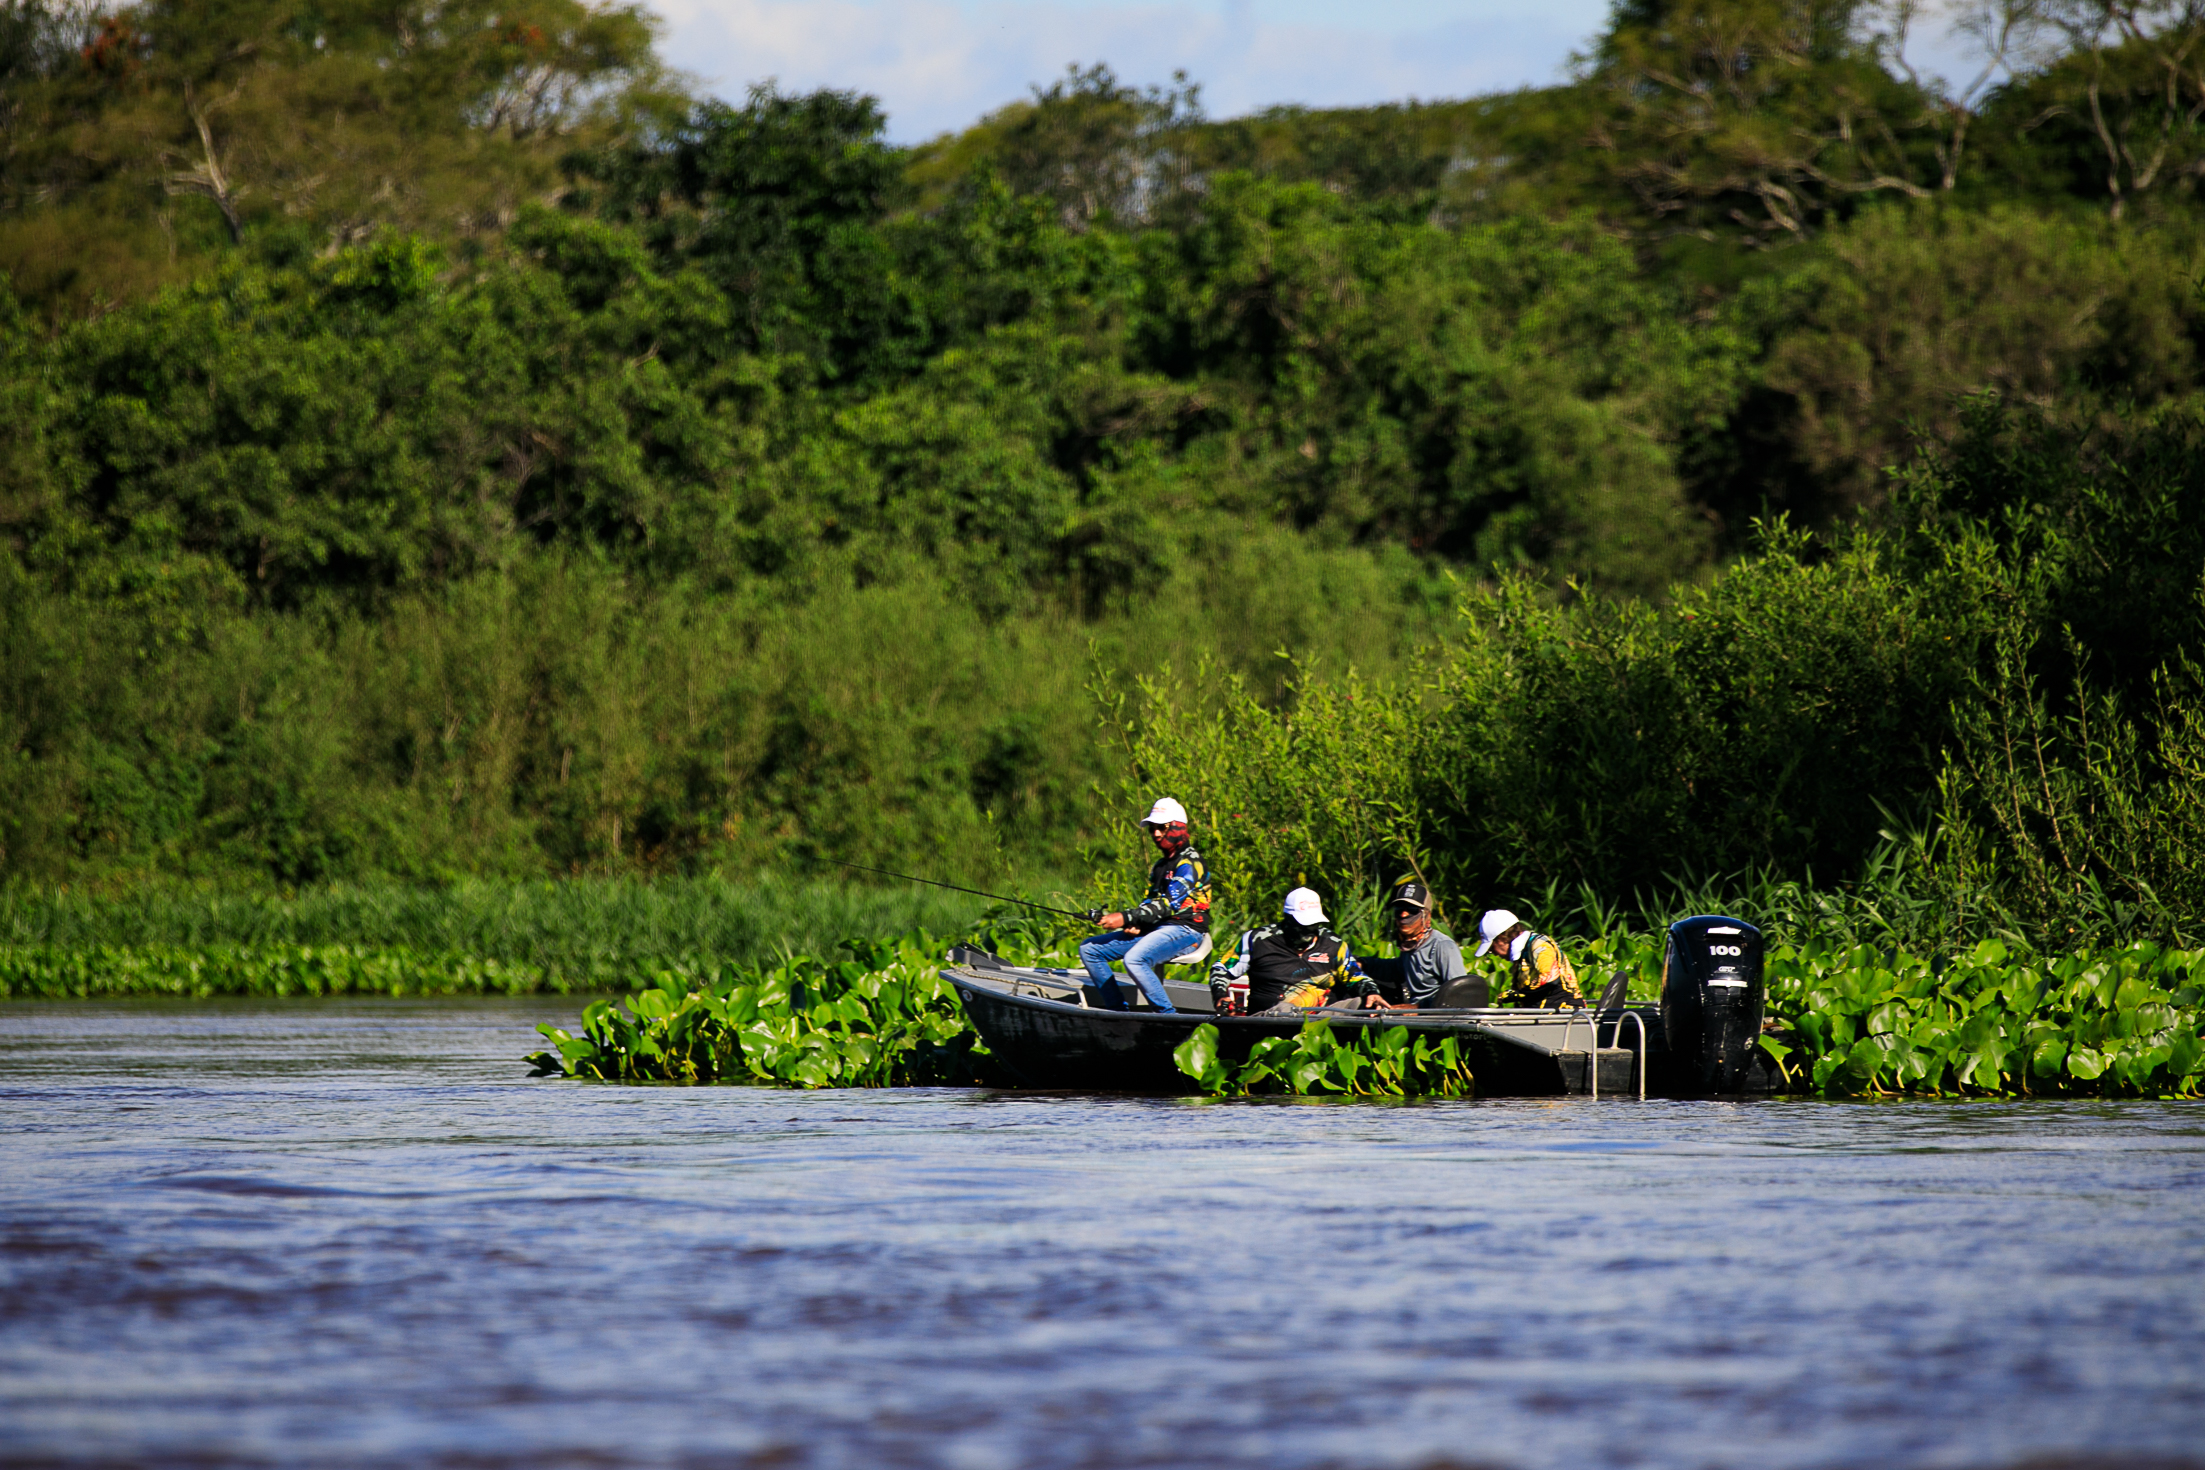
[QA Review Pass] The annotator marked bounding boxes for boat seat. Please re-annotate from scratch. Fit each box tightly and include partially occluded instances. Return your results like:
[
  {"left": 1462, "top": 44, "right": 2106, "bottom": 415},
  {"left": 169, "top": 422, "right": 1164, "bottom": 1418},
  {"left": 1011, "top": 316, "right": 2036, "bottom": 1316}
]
[
  {"left": 1162, "top": 933, "right": 1213, "bottom": 967},
  {"left": 1433, "top": 974, "right": 1489, "bottom": 1008}
]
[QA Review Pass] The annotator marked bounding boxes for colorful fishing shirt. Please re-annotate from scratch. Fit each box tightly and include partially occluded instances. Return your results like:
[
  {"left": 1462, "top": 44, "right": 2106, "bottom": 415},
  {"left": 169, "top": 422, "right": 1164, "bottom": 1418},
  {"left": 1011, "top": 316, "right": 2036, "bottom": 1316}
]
[
  {"left": 1123, "top": 846, "right": 1212, "bottom": 933},
  {"left": 1501, "top": 931, "right": 1582, "bottom": 1009}
]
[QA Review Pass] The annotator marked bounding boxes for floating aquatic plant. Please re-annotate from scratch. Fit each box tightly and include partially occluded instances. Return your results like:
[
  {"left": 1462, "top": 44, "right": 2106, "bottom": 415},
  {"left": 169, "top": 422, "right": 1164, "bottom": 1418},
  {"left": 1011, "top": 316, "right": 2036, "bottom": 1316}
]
[
  {"left": 0, "top": 943, "right": 555, "bottom": 999},
  {"left": 1762, "top": 938, "right": 2205, "bottom": 1098},
  {"left": 1172, "top": 1020, "right": 1476, "bottom": 1098},
  {"left": 525, "top": 931, "right": 1016, "bottom": 1087}
]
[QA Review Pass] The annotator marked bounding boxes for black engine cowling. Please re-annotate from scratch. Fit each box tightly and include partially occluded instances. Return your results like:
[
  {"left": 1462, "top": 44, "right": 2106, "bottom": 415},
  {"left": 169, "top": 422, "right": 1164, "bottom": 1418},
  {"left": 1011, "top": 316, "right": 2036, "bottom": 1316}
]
[{"left": 1659, "top": 915, "right": 1764, "bottom": 1096}]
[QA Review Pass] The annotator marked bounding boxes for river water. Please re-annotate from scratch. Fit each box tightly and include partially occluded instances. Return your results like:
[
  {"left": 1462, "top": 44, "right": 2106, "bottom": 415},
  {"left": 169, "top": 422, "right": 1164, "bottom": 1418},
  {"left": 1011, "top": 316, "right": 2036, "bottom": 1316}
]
[{"left": 2, "top": 999, "right": 2202, "bottom": 1470}]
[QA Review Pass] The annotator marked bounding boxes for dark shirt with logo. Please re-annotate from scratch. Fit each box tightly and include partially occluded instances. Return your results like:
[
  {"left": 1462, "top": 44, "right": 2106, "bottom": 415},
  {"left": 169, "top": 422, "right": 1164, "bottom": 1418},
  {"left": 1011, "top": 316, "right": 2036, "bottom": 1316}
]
[{"left": 1210, "top": 921, "right": 1374, "bottom": 1012}]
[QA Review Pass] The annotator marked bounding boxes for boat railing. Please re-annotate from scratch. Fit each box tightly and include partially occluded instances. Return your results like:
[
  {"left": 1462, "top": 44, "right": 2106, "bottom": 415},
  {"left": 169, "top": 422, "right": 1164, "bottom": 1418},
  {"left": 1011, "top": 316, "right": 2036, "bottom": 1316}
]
[
  {"left": 1608, "top": 1007, "right": 1647, "bottom": 1100},
  {"left": 1559, "top": 1006, "right": 1584, "bottom": 1093},
  {"left": 1564, "top": 1004, "right": 1651, "bottom": 1100}
]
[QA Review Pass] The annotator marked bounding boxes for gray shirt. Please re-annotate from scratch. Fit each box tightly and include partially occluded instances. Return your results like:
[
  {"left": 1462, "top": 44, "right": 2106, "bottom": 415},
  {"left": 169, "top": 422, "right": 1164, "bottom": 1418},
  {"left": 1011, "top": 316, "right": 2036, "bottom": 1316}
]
[{"left": 1400, "top": 929, "right": 1469, "bottom": 1006}]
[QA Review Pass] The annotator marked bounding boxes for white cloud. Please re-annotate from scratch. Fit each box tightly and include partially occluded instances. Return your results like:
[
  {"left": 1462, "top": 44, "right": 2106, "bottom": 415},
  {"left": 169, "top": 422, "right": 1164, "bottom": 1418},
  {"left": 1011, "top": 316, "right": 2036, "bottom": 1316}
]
[{"left": 646, "top": 0, "right": 1612, "bottom": 142}]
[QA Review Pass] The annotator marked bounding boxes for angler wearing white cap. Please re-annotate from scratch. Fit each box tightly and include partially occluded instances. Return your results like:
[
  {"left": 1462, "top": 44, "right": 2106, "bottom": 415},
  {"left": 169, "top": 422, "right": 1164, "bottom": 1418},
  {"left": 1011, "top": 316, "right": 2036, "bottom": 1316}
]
[
  {"left": 1078, "top": 797, "right": 1213, "bottom": 1012},
  {"left": 1206, "top": 887, "right": 1382, "bottom": 1016},
  {"left": 1472, "top": 908, "right": 1582, "bottom": 1009}
]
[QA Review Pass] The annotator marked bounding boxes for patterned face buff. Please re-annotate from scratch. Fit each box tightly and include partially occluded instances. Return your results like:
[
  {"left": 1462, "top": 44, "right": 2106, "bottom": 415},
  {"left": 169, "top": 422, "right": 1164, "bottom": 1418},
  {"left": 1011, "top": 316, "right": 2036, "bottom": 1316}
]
[
  {"left": 1148, "top": 821, "right": 1189, "bottom": 854},
  {"left": 1393, "top": 905, "right": 1431, "bottom": 945}
]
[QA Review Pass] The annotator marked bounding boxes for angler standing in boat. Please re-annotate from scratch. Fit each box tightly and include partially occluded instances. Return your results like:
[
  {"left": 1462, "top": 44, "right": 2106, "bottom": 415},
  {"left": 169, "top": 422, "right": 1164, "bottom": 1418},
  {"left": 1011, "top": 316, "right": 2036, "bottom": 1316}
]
[
  {"left": 1078, "top": 797, "right": 1213, "bottom": 1013},
  {"left": 1208, "top": 888, "right": 1384, "bottom": 1015},
  {"left": 1472, "top": 908, "right": 1582, "bottom": 1008}
]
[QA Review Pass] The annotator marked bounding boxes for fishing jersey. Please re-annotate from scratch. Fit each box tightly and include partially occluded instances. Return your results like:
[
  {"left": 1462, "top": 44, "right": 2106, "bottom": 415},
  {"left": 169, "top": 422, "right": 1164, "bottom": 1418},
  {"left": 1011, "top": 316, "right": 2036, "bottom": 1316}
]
[
  {"left": 1209, "top": 922, "right": 1375, "bottom": 1013},
  {"left": 1122, "top": 846, "right": 1212, "bottom": 933},
  {"left": 1500, "top": 931, "right": 1581, "bottom": 1009}
]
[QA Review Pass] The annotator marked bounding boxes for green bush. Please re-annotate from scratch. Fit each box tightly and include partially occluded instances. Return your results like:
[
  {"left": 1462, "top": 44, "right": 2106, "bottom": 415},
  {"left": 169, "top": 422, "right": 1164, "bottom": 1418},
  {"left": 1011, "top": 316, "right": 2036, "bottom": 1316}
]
[
  {"left": 0, "top": 542, "right": 1448, "bottom": 886},
  {"left": 1111, "top": 401, "right": 2205, "bottom": 957},
  {"left": 1112, "top": 520, "right": 1988, "bottom": 931}
]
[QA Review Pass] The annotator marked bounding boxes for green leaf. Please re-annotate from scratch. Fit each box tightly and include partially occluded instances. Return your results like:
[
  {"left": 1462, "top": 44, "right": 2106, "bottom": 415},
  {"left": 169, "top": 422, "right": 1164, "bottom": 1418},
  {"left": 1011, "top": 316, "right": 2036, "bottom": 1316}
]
[{"left": 1172, "top": 1024, "right": 1224, "bottom": 1090}]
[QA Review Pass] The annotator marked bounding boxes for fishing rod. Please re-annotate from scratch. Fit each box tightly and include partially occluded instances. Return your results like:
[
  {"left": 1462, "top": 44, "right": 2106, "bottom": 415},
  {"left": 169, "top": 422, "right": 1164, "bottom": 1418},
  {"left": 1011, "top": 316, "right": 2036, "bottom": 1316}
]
[{"left": 826, "top": 858, "right": 1098, "bottom": 923}]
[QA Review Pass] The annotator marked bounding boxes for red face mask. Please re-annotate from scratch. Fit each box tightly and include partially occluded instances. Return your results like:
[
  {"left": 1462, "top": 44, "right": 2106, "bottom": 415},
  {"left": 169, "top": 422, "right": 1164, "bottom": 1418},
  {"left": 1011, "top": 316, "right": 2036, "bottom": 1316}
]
[{"left": 1148, "top": 822, "right": 1189, "bottom": 855}]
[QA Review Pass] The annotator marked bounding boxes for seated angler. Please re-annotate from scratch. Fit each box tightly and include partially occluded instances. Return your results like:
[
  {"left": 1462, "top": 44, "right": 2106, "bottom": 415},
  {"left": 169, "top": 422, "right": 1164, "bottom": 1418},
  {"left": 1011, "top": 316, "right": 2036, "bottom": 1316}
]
[
  {"left": 1471, "top": 908, "right": 1582, "bottom": 1009},
  {"left": 1208, "top": 887, "right": 1384, "bottom": 1017},
  {"left": 1078, "top": 797, "right": 1212, "bottom": 1013},
  {"left": 1382, "top": 878, "right": 1483, "bottom": 1009}
]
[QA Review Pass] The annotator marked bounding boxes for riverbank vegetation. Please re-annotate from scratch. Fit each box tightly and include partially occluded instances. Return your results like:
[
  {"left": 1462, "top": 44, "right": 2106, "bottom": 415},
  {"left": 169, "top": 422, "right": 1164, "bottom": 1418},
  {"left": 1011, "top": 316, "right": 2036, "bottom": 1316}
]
[
  {"left": 0, "top": 874, "right": 994, "bottom": 986},
  {"left": 8, "top": 0, "right": 2205, "bottom": 897},
  {"left": 0, "top": 941, "right": 558, "bottom": 997},
  {"left": 1114, "top": 402, "right": 2205, "bottom": 959},
  {"left": 0, "top": 874, "right": 1009, "bottom": 994}
]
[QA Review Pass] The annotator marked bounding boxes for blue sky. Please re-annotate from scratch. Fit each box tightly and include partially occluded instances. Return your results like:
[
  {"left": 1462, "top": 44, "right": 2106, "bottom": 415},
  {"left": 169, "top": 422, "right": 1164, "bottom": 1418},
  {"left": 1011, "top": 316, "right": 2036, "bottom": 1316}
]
[
  {"left": 644, "top": 0, "right": 1991, "bottom": 143},
  {"left": 646, "top": 0, "right": 1617, "bottom": 141}
]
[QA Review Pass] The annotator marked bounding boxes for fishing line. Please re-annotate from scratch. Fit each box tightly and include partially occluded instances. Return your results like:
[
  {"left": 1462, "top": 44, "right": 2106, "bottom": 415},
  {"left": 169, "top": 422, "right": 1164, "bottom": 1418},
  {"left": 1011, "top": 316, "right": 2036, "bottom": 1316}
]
[{"left": 824, "top": 859, "right": 1096, "bottom": 923}]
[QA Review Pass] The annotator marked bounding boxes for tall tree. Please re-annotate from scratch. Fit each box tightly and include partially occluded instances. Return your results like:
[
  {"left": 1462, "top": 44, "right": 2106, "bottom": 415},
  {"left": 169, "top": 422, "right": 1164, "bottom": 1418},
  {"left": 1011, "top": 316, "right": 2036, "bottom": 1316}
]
[
  {"left": 1584, "top": 0, "right": 1946, "bottom": 240},
  {"left": 0, "top": 0, "right": 670, "bottom": 319},
  {"left": 2041, "top": 0, "right": 2205, "bottom": 217}
]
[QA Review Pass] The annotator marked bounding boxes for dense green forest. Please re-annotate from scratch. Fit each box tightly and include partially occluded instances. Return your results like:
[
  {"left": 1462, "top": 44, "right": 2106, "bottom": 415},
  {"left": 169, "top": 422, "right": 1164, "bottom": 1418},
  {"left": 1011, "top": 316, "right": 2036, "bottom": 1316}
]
[{"left": 1, "top": 0, "right": 2202, "bottom": 950}]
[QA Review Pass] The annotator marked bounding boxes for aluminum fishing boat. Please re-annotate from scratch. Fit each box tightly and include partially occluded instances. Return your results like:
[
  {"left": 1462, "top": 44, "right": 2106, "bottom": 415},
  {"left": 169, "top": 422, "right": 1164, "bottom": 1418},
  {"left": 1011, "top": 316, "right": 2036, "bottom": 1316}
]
[{"left": 941, "top": 915, "right": 1776, "bottom": 1098}]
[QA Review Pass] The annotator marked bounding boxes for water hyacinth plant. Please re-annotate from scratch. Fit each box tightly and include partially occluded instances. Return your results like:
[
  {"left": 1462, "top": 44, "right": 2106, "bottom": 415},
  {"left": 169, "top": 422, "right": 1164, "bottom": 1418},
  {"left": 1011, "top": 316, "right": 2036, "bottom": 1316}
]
[
  {"left": 0, "top": 943, "right": 555, "bottom": 998},
  {"left": 1761, "top": 939, "right": 2205, "bottom": 1098},
  {"left": 523, "top": 919, "right": 2205, "bottom": 1098},
  {"left": 526, "top": 931, "right": 1018, "bottom": 1087},
  {"left": 1172, "top": 1021, "right": 1476, "bottom": 1098},
  {"left": 1450, "top": 927, "right": 2203, "bottom": 1099},
  {"left": 0, "top": 878, "right": 996, "bottom": 988}
]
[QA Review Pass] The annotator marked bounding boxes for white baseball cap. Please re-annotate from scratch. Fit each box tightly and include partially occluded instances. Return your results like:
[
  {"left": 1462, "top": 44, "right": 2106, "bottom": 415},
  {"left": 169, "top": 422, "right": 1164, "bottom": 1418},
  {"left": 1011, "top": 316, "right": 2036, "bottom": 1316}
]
[
  {"left": 1283, "top": 887, "right": 1328, "bottom": 925},
  {"left": 1472, "top": 908, "right": 1520, "bottom": 958},
  {"left": 1142, "top": 796, "right": 1188, "bottom": 826}
]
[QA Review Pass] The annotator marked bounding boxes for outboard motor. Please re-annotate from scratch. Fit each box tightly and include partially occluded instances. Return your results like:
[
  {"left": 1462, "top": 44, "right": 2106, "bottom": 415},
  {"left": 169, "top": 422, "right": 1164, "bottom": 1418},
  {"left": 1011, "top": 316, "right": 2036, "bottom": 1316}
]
[{"left": 1659, "top": 916, "right": 1764, "bottom": 1096}]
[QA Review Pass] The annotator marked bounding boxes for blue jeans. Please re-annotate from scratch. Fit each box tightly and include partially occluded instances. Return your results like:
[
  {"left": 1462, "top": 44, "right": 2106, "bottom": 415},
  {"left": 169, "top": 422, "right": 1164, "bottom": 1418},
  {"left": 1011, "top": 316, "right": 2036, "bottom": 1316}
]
[{"left": 1078, "top": 926, "right": 1202, "bottom": 1012}]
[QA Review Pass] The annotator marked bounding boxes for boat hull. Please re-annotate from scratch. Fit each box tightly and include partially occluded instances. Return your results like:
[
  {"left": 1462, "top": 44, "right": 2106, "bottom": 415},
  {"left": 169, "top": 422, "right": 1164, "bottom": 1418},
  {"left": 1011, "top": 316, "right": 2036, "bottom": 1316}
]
[{"left": 941, "top": 951, "right": 1664, "bottom": 1097}]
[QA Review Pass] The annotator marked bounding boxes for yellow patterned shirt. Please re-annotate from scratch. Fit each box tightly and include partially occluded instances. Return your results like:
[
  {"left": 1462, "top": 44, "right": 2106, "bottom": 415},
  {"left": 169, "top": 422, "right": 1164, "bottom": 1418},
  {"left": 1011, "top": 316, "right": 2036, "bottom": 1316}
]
[{"left": 1502, "top": 933, "right": 1581, "bottom": 1009}]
